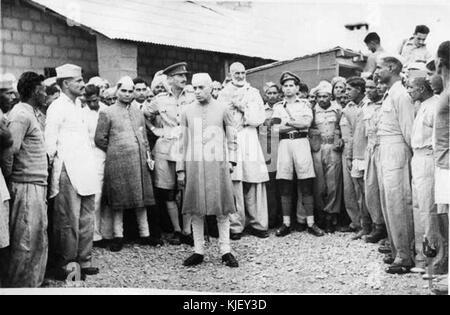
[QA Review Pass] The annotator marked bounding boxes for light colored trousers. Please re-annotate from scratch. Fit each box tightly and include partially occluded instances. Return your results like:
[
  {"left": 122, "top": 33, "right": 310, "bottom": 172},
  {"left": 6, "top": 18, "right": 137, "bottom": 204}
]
[
  {"left": 342, "top": 147, "right": 360, "bottom": 228},
  {"left": 93, "top": 193, "right": 114, "bottom": 241},
  {"left": 53, "top": 165, "right": 95, "bottom": 269},
  {"left": 192, "top": 214, "right": 231, "bottom": 256},
  {"left": 412, "top": 149, "right": 449, "bottom": 273},
  {"left": 230, "top": 182, "right": 268, "bottom": 233},
  {"left": 312, "top": 144, "right": 342, "bottom": 214},
  {"left": 380, "top": 138, "right": 414, "bottom": 266},
  {"left": 113, "top": 208, "right": 149, "bottom": 238},
  {"left": 8, "top": 182, "right": 48, "bottom": 288},
  {"left": 364, "top": 146, "right": 385, "bottom": 225}
]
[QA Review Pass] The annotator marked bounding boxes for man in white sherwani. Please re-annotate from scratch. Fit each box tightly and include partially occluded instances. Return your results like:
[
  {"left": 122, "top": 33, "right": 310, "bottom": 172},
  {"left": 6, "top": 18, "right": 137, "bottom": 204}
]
[
  {"left": 45, "top": 64, "right": 100, "bottom": 280},
  {"left": 218, "top": 63, "right": 269, "bottom": 240}
]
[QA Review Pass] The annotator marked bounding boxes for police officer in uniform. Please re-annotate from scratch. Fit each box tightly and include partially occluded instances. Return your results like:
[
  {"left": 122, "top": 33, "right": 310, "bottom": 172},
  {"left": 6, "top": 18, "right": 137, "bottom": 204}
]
[{"left": 273, "top": 72, "right": 325, "bottom": 237}]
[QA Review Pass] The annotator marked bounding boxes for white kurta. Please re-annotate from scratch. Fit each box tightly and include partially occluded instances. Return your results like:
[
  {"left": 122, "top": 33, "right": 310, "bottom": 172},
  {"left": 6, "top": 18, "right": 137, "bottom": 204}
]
[
  {"left": 45, "top": 93, "right": 99, "bottom": 198},
  {"left": 218, "top": 83, "right": 269, "bottom": 183}
]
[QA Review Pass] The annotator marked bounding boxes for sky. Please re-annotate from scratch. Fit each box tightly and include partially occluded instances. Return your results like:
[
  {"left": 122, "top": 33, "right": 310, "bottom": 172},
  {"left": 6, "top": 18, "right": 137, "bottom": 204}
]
[{"left": 244, "top": 0, "right": 450, "bottom": 60}]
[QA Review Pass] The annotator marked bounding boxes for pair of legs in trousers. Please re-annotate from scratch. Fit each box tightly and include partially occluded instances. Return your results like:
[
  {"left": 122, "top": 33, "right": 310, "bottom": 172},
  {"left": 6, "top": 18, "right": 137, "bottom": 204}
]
[
  {"left": 312, "top": 144, "right": 343, "bottom": 231},
  {"left": 192, "top": 215, "right": 231, "bottom": 256},
  {"left": 412, "top": 149, "right": 448, "bottom": 274},
  {"left": 230, "top": 182, "right": 268, "bottom": 234},
  {"left": 342, "top": 148, "right": 360, "bottom": 230},
  {"left": 6, "top": 182, "right": 48, "bottom": 288},
  {"left": 380, "top": 140, "right": 414, "bottom": 269},
  {"left": 53, "top": 165, "right": 95, "bottom": 271},
  {"left": 364, "top": 147, "right": 387, "bottom": 243}
]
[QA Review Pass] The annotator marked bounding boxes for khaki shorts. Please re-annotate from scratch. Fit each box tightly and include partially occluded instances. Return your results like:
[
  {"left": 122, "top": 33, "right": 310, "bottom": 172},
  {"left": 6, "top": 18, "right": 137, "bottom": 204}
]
[
  {"left": 154, "top": 159, "right": 177, "bottom": 190},
  {"left": 276, "top": 138, "right": 315, "bottom": 180}
]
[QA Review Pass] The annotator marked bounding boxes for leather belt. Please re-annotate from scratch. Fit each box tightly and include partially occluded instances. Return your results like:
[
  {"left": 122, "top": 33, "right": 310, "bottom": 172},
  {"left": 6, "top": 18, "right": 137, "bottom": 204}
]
[
  {"left": 280, "top": 132, "right": 308, "bottom": 140},
  {"left": 321, "top": 137, "right": 335, "bottom": 144}
]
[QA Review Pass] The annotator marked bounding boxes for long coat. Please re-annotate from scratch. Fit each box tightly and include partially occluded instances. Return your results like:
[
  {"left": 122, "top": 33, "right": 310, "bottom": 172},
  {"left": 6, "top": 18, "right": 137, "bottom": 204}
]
[
  {"left": 218, "top": 83, "right": 269, "bottom": 183},
  {"left": 177, "top": 100, "right": 237, "bottom": 217},
  {"left": 95, "top": 102, "right": 155, "bottom": 210}
]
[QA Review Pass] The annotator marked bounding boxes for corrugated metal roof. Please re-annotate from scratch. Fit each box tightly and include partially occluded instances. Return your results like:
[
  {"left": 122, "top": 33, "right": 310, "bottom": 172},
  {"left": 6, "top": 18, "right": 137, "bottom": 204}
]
[
  {"left": 28, "top": 0, "right": 281, "bottom": 60},
  {"left": 247, "top": 46, "right": 365, "bottom": 74}
]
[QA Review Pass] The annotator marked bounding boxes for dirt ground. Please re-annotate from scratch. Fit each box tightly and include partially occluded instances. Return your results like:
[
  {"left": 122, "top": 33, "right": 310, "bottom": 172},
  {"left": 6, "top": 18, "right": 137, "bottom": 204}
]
[{"left": 43, "top": 229, "right": 443, "bottom": 295}]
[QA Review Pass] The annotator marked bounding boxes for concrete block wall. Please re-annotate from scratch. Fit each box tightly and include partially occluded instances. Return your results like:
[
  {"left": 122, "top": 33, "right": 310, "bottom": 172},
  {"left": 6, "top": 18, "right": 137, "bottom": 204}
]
[{"left": 0, "top": 0, "right": 98, "bottom": 79}]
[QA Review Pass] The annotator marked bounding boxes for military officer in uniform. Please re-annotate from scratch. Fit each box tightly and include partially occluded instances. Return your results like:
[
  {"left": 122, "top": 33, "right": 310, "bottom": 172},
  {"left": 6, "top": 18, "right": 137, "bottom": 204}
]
[
  {"left": 272, "top": 72, "right": 324, "bottom": 237},
  {"left": 144, "top": 62, "right": 195, "bottom": 246}
]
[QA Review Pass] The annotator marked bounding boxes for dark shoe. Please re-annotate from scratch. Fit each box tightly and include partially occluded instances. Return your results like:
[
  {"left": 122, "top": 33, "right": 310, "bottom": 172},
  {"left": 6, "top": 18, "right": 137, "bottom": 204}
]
[
  {"left": 295, "top": 223, "right": 308, "bottom": 232},
  {"left": 139, "top": 236, "right": 164, "bottom": 247},
  {"left": 180, "top": 233, "right": 194, "bottom": 246},
  {"left": 378, "top": 244, "right": 392, "bottom": 254},
  {"left": 168, "top": 232, "right": 182, "bottom": 246},
  {"left": 230, "top": 233, "right": 242, "bottom": 241},
  {"left": 276, "top": 224, "right": 291, "bottom": 237},
  {"left": 110, "top": 238, "right": 124, "bottom": 252},
  {"left": 351, "top": 226, "right": 371, "bottom": 240},
  {"left": 383, "top": 255, "right": 394, "bottom": 265},
  {"left": 247, "top": 227, "right": 269, "bottom": 239},
  {"left": 385, "top": 264, "right": 411, "bottom": 274},
  {"left": 337, "top": 225, "right": 358, "bottom": 233},
  {"left": 222, "top": 253, "right": 239, "bottom": 268},
  {"left": 183, "top": 253, "right": 204, "bottom": 267},
  {"left": 324, "top": 215, "right": 335, "bottom": 234},
  {"left": 93, "top": 239, "right": 110, "bottom": 249},
  {"left": 365, "top": 226, "right": 387, "bottom": 244},
  {"left": 81, "top": 267, "right": 99, "bottom": 276},
  {"left": 307, "top": 224, "right": 325, "bottom": 237}
]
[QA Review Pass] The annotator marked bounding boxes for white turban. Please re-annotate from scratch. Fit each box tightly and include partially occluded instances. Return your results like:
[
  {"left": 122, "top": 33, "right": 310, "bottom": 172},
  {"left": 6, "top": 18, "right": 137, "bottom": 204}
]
[
  {"left": 150, "top": 71, "right": 169, "bottom": 92},
  {"left": 315, "top": 81, "right": 333, "bottom": 95}
]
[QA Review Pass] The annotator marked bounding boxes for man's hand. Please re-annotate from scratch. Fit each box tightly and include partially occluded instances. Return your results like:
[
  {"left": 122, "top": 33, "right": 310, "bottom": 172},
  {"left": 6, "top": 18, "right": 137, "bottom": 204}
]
[{"left": 177, "top": 171, "right": 186, "bottom": 189}]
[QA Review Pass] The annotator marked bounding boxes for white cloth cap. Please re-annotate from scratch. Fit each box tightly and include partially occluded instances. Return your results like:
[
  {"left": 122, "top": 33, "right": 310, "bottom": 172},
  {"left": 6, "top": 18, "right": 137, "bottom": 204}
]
[
  {"left": 87, "top": 76, "right": 106, "bottom": 87},
  {"left": 56, "top": 64, "right": 82, "bottom": 78},
  {"left": 192, "top": 73, "right": 212, "bottom": 86},
  {"left": 315, "top": 81, "right": 333, "bottom": 95},
  {"left": 43, "top": 77, "right": 57, "bottom": 87},
  {"left": 0, "top": 73, "right": 16, "bottom": 89},
  {"left": 117, "top": 76, "right": 134, "bottom": 89}
]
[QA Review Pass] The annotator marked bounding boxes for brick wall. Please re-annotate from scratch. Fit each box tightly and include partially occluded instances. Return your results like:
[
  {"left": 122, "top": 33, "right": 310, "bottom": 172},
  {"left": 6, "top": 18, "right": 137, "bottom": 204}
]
[
  {"left": 137, "top": 43, "right": 273, "bottom": 85},
  {"left": 0, "top": 0, "right": 98, "bottom": 79}
]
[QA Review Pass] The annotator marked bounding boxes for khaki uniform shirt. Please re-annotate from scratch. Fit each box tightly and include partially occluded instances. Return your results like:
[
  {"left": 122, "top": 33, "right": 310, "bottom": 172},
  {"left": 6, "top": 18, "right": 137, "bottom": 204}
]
[
  {"left": 377, "top": 81, "right": 415, "bottom": 147},
  {"left": 314, "top": 103, "right": 342, "bottom": 140},
  {"left": 144, "top": 88, "right": 195, "bottom": 161},
  {"left": 363, "top": 99, "right": 383, "bottom": 149},
  {"left": 272, "top": 97, "right": 313, "bottom": 132},
  {"left": 399, "top": 37, "right": 432, "bottom": 67}
]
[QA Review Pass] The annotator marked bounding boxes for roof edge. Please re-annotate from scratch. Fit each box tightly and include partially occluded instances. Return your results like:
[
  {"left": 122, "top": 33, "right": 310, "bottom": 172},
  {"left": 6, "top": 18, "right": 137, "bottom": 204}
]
[{"left": 247, "top": 46, "right": 364, "bottom": 74}]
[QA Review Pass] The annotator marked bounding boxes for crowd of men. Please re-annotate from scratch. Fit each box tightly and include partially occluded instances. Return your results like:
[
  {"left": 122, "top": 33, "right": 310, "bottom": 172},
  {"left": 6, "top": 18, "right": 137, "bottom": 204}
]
[{"left": 0, "top": 24, "right": 448, "bottom": 294}]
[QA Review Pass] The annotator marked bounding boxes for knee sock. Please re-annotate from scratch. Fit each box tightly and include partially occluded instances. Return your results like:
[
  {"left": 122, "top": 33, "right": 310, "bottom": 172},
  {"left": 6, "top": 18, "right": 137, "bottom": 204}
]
[{"left": 166, "top": 201, "right": 181, "bottom": 233}]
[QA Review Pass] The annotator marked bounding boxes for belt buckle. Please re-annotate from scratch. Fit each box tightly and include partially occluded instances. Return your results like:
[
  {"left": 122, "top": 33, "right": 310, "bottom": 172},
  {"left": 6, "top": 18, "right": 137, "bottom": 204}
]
[{"left": 289, "top": 133, "right": 295, "bottom": 140}]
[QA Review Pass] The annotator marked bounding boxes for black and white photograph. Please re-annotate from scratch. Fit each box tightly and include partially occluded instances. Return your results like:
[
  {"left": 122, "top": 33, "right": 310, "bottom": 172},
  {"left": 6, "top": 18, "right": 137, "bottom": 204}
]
[{"left": 0, "top": 0, "right": 449, "bottom": 298}]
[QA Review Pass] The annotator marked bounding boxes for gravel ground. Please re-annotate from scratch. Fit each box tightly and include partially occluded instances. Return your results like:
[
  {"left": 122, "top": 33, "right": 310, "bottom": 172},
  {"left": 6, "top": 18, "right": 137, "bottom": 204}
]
[{"left": 46, "top": 230, "right": 436, "bottom": 294}]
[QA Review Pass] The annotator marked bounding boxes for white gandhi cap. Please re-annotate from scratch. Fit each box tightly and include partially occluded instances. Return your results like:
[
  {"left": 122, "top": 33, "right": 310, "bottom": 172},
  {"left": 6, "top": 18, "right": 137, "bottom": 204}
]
[
  {"left": 192, "top": 73, "right": 212, "bottom": 86},
  {"left": 56, "top": 64, "right": 82, "bottom": 79}
]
